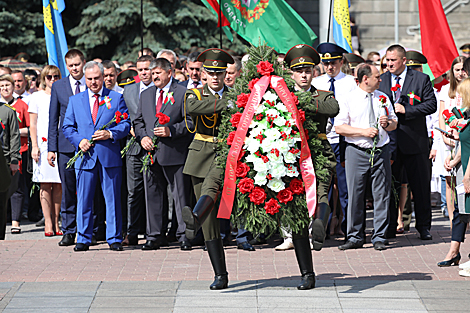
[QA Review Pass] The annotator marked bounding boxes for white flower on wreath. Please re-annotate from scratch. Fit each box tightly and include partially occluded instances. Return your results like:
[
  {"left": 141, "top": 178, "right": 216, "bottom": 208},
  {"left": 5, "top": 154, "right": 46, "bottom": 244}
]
[
  {"left": 270, "top": 163, "right": 287, "bottom": 179},
  {"left": 255, "top": 104, "right": 265, "bottom": 114},
  {"left": 245, "top": 153, "right": 259, "bottom": 164},
  {"left": 254, "top": 171, "right": 268, "bottom": 186},
  {"left": 275, "top": 102, "right": 288, "bottom": 112},
  {"left": 268, "top": 178, "right": 285, "bottom": 192},
  {"left": 267, "top": 149, "right": 283, "bottom": 163},
  {"left": 277, "top": 141, "right": 290, "bottom": 155},
  {"left": 273, "top": 115, "right": 287, "bottom": 127},
  {"left": 286, "top": 164, "right": 300, "bottom": 177},
  {"left": 263, "top": 91, "right": 278, "bottom": 102},
  {"left": 261, "top": 138, "right": 277, "bottom": 153},
  {"left": 244, "top": 137, "right": 261, "bottom": 154},
  {"left": 284, "top": 151, "right": 297, "bottom": 164},
  {"left": 264, "top": 127, "right": 281, "bottom": 140},
  {"left": 265, "top": 108, "right": 279, "bottom": 118},
  {"left": 252, "top": 158, "right": 268, "bottom": 172}
]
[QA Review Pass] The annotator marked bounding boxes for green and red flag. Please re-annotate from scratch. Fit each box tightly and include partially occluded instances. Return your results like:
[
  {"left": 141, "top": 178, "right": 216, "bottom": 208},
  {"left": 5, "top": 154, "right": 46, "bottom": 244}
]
[{"left": 201, "top": 0, "right": 317, "bottom": 54}]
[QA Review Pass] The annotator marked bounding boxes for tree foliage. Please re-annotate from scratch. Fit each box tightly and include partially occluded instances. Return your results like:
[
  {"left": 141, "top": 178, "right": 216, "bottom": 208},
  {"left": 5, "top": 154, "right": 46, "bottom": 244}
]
[{"left": 0, "top": 0, "right": 247, "bottom": 65}]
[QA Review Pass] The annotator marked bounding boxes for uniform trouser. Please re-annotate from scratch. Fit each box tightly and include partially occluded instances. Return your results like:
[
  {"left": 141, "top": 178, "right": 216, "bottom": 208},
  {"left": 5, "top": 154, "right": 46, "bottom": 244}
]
[
  {"left": 345, "top": 144, "right": 390, "bottom": 244},
  {"left": 10, "top": 151, "right": 28, "bottom": 222},
  {"left": 75, "top": 160, "right": 122, "bottom": 245},
  {"left": 57, "top": 152, "right": 77, "bottom": 235},
  {"left": 126, "top": 151, "right": 146, "bottom": 237},
  {"left": 329, "top": 142, "right": 348, "bottom": 233},
  {"left": 191, "top": 161, "right": 223, "bottom": 241}
]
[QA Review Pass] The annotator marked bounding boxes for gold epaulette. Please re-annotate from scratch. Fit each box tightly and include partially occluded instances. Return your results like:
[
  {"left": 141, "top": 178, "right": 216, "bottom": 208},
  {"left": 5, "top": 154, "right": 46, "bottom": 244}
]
[{"left": 4, "top": 104, "right": 16, "bottom": 111}]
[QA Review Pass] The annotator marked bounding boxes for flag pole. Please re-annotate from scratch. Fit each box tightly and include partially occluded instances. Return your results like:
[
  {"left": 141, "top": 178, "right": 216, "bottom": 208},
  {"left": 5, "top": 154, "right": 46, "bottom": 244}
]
[
  {"left": 219, "top": 0, "right": 223, "bottom": 49},
  {"left": 327, "top": 0, "right": 333, "bottom": 42},
  {"left": 140, "top": 0, "right": 144, "bottom": 54}
]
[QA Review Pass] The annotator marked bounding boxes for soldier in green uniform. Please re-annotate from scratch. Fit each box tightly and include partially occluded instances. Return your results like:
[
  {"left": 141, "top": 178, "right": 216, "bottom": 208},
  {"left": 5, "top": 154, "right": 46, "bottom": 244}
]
[{"left": 182, "top": 48, "right": 234, "bottom": 290}]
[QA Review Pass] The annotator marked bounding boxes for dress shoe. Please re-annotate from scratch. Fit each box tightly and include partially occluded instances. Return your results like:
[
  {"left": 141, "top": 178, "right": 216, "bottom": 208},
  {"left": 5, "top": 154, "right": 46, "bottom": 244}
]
[
  {"left": 459, "top": 268, "right": 470, "bottom": 277},
  {"left": 237, "top": 241, "right": 255, "bottom": 251},
  {"left": 58, "top": 234, "right": 75, "bottom": 246},
  {"left": 437, "top": 253, "right": 461, "bottom": 267},
  {"left": 338, "top": 240, "right": 363, "bottom": 250},
  {"left": 109, "top": 242, "right": 124, "bottom": 251},
  {"left": 274, "top": 241, "right": 294, "bottom": 251},
  {"left": 419, "top": 230, "right": 432, "bottom": 240},
  {"left": 45, "top": 232, "right": 54, "bottom": 237},
  {"left": 180, "top": 240, "right": 192, "bottom": 251},
  {"left": 73, "top": 243, "right": 89, "bottom": 252},
  {"left": 373, "top": 242, "right": 387, "bottom": 251},
  {"left": 298, "top": 273, "right": 315, "bottom": 290},
  {"left": 210, "top": 274, "right": 228, "bottom": 290},
  {"left": 141, "top": 240, "right": 160, "bottom": 250},
  {"left": 459, "top": 260, "right": 470, "bottom": 269},
  {"left": 249, "top": 236, "right": 267, "bottom": 245},
  {"left": 122, "top": 235, "right": 138, "bottom": 246}
]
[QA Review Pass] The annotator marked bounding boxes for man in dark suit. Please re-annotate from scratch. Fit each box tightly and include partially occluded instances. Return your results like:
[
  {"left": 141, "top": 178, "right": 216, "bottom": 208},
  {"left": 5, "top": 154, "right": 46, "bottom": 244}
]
[
  {"left": 179, "top": 52, "right": 203, "bottom": 89},
  {"left": 122, "top": 55, "right": 154, "bottom": 246},
  {"left": 62, "top": 61, "right": 130, "bottom": 251},
  {"left": 134, "top": 58, "right": 193, "bottom": 251},
  {"left": 47, "top": 49, "right": 87, "bottom": 246},
  {"left": 378, "top": 44, "right": 437, "bottom": 240}
]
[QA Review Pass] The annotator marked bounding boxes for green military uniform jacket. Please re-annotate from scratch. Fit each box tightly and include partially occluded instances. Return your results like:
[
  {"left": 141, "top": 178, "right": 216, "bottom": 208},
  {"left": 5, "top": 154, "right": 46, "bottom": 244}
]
[{"left": 183, "top": 84, "right": 229, "bottom": 178}]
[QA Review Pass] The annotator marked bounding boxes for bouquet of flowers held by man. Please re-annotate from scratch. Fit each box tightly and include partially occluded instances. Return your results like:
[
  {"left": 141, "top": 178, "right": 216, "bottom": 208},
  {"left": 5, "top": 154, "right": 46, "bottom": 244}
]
[
  {"left": 140, "top": 112, "right": 170, "bottom": 174},
  {"left": 216, "top": 44, "right": 328, "bottom": 237},
  {"left": 66, "top": 111, "right": 128, "bottom": 169}
]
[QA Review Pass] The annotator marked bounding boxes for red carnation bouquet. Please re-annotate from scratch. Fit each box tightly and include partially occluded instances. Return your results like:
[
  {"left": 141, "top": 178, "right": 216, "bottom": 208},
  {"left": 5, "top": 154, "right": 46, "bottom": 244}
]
[
  {"left": 66, "top": 111, "right": 129, "bottom": 169},
  {"left": 141, "top": 112, "right": 170, "bottom": 173}
]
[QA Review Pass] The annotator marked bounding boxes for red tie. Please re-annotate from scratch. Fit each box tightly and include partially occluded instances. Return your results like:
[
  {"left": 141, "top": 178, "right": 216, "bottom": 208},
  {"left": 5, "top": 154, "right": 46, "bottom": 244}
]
[
  {"left": 92, "top": 94, "right": 99, "bottom": 124},
  {"left": 156, "top": 89, "right": 164, "bottom": 113}
]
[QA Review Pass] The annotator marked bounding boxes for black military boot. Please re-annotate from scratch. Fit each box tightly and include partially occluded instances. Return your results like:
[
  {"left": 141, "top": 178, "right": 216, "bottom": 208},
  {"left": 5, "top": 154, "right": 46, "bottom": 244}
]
[
  {"left": 311, "top": 203, "right": 331, "bottom": 251},
  {"left": 182, "top": 195, "right": 214, "bottom": 240},
  {"left": 293, "top": 236, "right": 315, "bottom": 290},
  {"left": 205, "top": 238, "right": 229, "bottom": 290}
]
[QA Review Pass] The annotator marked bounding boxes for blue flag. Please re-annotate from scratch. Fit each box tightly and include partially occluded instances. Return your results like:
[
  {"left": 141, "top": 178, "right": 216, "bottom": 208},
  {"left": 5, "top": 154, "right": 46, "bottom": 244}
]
[
  {"left": 43, "top": 0, "right": 69, "bottom": 76},
  {"left": 332, "top": 0, "right": 352, "bottom": 53}
]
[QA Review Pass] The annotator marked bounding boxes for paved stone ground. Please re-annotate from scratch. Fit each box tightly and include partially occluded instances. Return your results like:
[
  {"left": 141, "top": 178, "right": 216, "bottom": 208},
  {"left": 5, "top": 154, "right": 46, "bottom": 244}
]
[{"left": 0, "top": 206, "right": 469, "bottom": 312}]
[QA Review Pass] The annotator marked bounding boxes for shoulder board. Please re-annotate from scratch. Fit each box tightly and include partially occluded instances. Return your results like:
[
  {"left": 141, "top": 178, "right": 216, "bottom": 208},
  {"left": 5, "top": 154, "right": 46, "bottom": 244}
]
[{"left": 4, "top": 104, "right": 16, "bottom": 111}]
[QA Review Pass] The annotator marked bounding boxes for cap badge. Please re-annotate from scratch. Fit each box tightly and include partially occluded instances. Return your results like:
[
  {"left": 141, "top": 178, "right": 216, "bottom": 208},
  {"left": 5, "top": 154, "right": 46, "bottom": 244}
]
[
  {"left": 295, "top": 44, "right": 304, "bottom": 49},
  {"left": 324, "top": 53, "right": 331, "bottom": 58},
  {"left": 299, "top": 57, "right": 305, "bottom": 63},
  {"left": 408, "top": 60, "right": 414, "bottom": 64},
  {"left": 213, "top": 50, "right": 220, "bottom": 54},
  {"left": 213, "top": 61, "right": 219, "bottom": 66}
]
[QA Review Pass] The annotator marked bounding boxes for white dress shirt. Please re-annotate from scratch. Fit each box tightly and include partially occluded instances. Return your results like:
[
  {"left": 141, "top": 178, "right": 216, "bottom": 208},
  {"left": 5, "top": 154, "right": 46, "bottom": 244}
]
[
  {"left": 208, "top": 85, "right": 224, "bottom": 98},
  {"left": 312, "top": 71, "right": 357, "bottom": 144},
  {"left": 156, "top": 79, "right": 172, "bottom": 102},
  {"left": 334, "top": 87, "right": 397, "bottom": 149},
  {"left": 112, "top": 84, "right": 124, "bottom": 94},
  {"left": 139, "top": 81, "right": 154, "bottom": 96},
  {"left": 69, "top": 75, "right": 86, "bottom": 95},
  {"left": 390, "top": 66, "right": 407, "bottom": 102},
  {"left": 186, "top": 77, "right": 202, "bottom": 89},
  {"left": 87, "top": 87, "right": 104, "bottom": 113}
]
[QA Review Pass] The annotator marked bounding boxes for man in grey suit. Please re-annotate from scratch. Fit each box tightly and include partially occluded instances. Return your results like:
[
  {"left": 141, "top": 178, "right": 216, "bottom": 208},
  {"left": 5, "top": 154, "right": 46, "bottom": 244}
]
[
  {"left": 133, "top": 58, "right": 193, "bottom": 251},
  {"left": 122, "top": 55, "right": 154, "bottom": 246}
]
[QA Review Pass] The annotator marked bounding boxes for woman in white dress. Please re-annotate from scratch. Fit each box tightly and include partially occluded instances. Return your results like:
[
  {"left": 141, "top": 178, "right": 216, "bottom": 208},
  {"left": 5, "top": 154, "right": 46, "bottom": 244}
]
[
  {"left": 28, "top": 65, "right": 62, "bottom": 236},
  {"left": 436, "top": 56, "right": 467, "bottom": 226}
]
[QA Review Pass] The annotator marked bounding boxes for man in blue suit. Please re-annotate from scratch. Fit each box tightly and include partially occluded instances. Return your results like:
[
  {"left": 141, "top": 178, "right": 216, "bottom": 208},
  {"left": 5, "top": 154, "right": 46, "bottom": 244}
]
[
  {"left": 48, "top": 49, "right": 87, "bottom": 246},
  {"left": 63, "top": 61, "right": 130, "bottom": 252}
]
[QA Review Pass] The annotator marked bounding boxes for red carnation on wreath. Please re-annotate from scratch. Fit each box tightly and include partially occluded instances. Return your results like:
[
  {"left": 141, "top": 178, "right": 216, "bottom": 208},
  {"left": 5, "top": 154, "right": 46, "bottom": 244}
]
[
  {"left": 236, "top": 93, "right": 250, "bottom": 108},
  {"left": 298, "top": 109, "right": 306, "bottom": 124},
  {"left": 227, "top": 131, "right": 236, "bottom": 145},
  {"left": 236, "top": 162, "right": 250, "bottom": 178},
  {"left": 289, "top": 178, "right": 304, "bottom": 195},
  {"left": 237, "top": 177, "right": 254, "bottom": 194},
  {"left": 249, "top": 186, "right": 267, "bottom": 205},
  {"left": 230, "top": 112, "right": 243, "bottom": 128},
  {"left": 256, "top": 61, "right": 274, "bottom": 76},
  {"left": 277, "top": 188, "right": 293, "bottom": 204},
  {"left": 264, "top": 198, "right": 280, "bottom": 215},
  {"left": 248, "top": 78, "right": 260, "bottom": 91},
  {"left": 155, "top": 112, "right": 170, "bottom": 125}
]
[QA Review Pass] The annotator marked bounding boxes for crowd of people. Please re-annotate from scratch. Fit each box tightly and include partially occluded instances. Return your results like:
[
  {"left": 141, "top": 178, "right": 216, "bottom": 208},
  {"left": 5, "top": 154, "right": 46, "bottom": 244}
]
[{"left": 1, "top": 40, "right": 470, "bottom": 289}]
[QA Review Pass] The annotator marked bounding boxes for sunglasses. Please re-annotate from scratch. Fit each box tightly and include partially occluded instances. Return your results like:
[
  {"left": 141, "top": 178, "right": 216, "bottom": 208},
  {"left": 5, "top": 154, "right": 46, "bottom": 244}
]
[{"left": 46, "top": 75, "right": 60, "bottom": 81}]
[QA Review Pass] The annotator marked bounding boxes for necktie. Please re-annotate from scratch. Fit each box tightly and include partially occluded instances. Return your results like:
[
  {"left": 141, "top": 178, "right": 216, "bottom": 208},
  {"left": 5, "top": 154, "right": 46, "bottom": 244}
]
[
  {"left": 329, "top": 77, "right": 335, "bottom": 124},
  {"left": 18, "top": 95, "right": 23, "bottom": 99},
  {"left": 215, "top": 93, "right": 220, "bottom": 99},
  {"left": 192, "top": 81, "right": 199, "bottom": 88},
  {"left": 368, "top": 93, "right": 376, "bottom": 127},
  {"left": 394, "top": 76, "right": 401, "bottom": 102},
  {"left": 156, "top": 89, "right": 164, "bottom": 113},
  {"left": 75, "top": 81, "right": 81, "bottom": 95},
  {"left": 92, "top": 94, "right": 99, "bottom": 124}
]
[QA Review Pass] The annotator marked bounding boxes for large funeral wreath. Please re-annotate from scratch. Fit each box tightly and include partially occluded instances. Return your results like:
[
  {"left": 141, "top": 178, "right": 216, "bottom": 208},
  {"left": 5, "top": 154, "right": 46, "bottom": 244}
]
[{"left": 216, "top": 44, "right": 329, "bottom": 237}]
